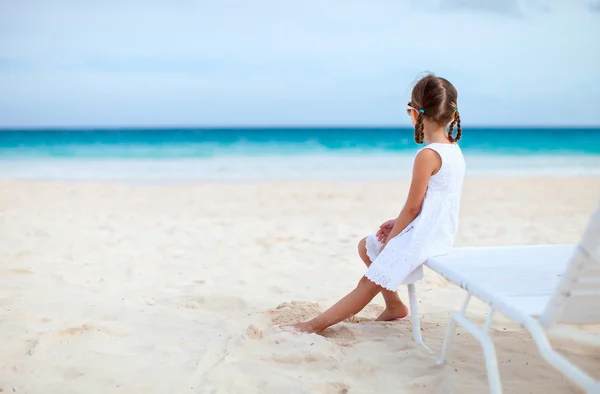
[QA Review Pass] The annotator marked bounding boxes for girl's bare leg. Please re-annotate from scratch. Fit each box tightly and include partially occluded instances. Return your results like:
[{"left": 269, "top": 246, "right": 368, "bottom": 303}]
[
  {"left": 292, "top": 276, "right": 381, "bottom": 334},
  {"left": 358, "top": 238, "right": 408, "bottom": 321},
  {"left": 289, "top": 237, "right": 410, "bottom": 334}
]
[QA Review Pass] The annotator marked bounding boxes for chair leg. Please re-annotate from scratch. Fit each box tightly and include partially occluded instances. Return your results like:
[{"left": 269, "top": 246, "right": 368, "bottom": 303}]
[
  {"left": 438, "top": 303, "right": 503, "bottom": 394},
  {"left": 407, "top": 283, "right": 431, "bottom": 352},
  {"left": 481, "top": 334, "right": 503, "bottom": 393},
  {"left": 437, "top": 293, "right": 471, "bottom": 365},
  {"left": 480, "top": 310, "right": 503, "bottom": 394},
  {"left": 524, "top": 319, "right": 599, "bottom": 392}
]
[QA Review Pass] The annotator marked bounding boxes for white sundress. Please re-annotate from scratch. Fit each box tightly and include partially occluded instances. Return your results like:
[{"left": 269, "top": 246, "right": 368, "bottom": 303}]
[{"left": 365, "top": 143, "right": 466, "bottom": 291}]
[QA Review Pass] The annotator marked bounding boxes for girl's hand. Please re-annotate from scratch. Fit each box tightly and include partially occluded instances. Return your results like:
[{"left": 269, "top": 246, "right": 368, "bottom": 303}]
[{"left": 376, "top": 219, "right": 396, "bottom": 243}]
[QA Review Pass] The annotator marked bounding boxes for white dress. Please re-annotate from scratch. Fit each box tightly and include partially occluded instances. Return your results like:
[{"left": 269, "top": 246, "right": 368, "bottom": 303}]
[{"left": 365, "top": 143, "right": 466, "bottom": 291}]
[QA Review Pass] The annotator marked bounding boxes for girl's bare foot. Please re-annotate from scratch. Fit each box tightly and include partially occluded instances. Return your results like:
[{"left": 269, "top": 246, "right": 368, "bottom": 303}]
[{"left": 376, "top": 303, "right": 409, "bottom": 321}]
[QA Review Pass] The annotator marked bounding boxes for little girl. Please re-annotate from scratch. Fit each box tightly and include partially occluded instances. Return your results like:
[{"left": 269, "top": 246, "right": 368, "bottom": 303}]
[{"left": 291, "top": 74, "right": 466, "bottom": 333}]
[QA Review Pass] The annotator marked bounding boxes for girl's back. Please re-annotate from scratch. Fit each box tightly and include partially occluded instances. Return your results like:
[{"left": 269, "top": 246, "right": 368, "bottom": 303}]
[
  {"left": 416, "top": 142, "right": 466, "bottom": 257},
  {"left": 421, "top": 143, "right": 465, "bottom": 197}
]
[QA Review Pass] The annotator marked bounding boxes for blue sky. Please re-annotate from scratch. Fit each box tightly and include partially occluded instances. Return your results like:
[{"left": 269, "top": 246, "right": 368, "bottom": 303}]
[{"left": 0, "top": 0, "right": 599, "bottom": 127}]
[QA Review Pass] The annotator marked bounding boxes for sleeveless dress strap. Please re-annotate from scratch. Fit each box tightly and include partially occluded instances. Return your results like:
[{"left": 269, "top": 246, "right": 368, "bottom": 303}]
[{"left": 419, "top": 143, "right": 447, "bottom": 164}]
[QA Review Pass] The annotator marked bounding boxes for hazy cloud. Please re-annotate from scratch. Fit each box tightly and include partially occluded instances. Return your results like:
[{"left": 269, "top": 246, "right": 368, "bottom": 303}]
[
  {"left": 588, "top": 0, "right": 600, "bottom": 12},
  {"left": 438, "top": 0, "right": 522, "bottom": 15},
  {"left": 0, "top": 0, "right": 599, "bottom": 127}
]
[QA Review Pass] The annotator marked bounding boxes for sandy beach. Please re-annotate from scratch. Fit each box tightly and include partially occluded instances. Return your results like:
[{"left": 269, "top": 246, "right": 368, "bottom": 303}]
[{"left": 1, "top": 176, "right": 599, "bottom": 393}]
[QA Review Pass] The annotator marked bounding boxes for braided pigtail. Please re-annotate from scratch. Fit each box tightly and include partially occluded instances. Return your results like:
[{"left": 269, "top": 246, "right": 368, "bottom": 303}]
[
  {"left": 447, "top": 110, "right": 462, "bottom": 143},
  {"left": 414, "top": 111, "right": 425, "bottom": 144},
  {"left": 454, "top": 111, "right": 462, "bottom": 142}
]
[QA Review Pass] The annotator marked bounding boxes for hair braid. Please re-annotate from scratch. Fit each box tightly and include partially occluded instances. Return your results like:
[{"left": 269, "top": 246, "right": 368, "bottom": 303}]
[
  {"left": 447, "top": 111, "right": 462, "bottom": 143},
  {"left": 454, "top": 111, "right": 462, "bottom": 142},
  {"left": 414, "top": 113, "right": 425, "bottom": 144}
]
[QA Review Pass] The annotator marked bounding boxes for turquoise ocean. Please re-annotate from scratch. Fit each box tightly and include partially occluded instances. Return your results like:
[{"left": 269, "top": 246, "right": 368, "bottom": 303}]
[{"left": 1, "top": 127, "right": 599, "bottom": 182}]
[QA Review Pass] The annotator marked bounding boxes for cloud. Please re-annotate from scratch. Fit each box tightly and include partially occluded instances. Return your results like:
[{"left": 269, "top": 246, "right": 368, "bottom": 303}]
[
  {"left": 437, "top": 0, "right": 523, "bottom": 15},
  {"left": 415, "top": 0, "right": 561, "bottom": 16},
  {"left": 0, "top": 0, "right": 599, "bottom": 127},
  {"left": 588, "top": 0, "right": 600, "bottom": 12}
]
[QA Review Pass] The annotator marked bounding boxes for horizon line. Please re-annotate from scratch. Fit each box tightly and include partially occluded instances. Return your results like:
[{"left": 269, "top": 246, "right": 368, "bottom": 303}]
[{"left": 1, "top": 124, "right": 600, "bottom": 131}]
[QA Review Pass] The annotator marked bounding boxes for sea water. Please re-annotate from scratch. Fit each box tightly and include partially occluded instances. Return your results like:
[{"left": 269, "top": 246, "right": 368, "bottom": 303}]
[{"left": 1, "top": 127, "right": 599, "bottom": 182}]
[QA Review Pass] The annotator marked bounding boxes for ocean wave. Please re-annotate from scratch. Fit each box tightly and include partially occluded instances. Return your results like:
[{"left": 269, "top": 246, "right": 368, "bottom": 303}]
[{"left": 1, "top": 154, "right": 599, "bottom": 182}]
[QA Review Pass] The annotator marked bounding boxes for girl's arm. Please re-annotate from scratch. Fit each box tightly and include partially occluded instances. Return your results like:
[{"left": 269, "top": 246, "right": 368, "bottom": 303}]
[{"left": 380, "top": 148, "right": 441, "bottom": 251}]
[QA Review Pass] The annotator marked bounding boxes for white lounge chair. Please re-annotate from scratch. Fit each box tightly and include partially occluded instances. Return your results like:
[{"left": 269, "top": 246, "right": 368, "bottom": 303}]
[{"left": 406, "top": 203, "right": 600, "bottom": 393}]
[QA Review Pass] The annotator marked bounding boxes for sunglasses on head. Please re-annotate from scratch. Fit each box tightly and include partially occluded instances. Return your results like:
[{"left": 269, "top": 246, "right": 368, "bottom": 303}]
[{"left": 406, "top": 103, "right": 421, "bottom": 116}]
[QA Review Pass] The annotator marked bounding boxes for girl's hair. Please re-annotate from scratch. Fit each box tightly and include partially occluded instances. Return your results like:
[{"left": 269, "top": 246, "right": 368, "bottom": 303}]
[{"left": 410, "top": 74, "right": 461, "bottom": 144}]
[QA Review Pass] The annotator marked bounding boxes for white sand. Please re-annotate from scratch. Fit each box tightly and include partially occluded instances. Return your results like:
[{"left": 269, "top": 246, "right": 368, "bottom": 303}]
[{"left": 1, "top": 177, "right": 599, "bottom": 393}]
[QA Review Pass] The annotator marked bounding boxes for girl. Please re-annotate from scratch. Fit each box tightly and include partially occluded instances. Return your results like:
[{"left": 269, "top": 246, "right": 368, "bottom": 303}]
[{"left": 291, "top": 74, "right": 466, "bottom": 333}]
